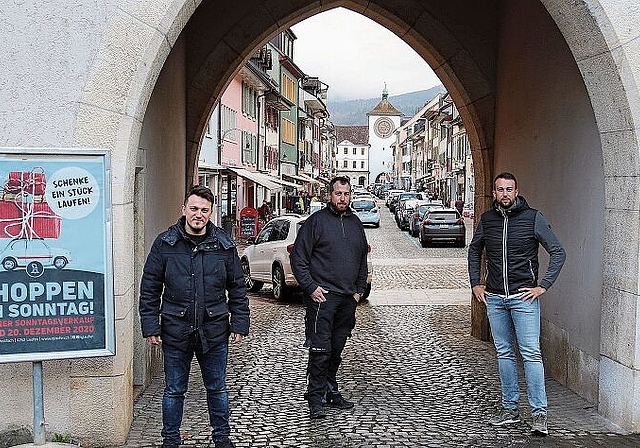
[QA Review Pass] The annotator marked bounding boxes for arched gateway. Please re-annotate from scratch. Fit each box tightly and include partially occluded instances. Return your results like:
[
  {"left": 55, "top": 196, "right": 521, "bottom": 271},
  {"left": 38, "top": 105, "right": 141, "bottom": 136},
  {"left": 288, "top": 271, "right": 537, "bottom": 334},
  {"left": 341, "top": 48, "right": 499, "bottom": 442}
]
[{"left": 1, "top": 0, "right": 639, "bottom": 444}]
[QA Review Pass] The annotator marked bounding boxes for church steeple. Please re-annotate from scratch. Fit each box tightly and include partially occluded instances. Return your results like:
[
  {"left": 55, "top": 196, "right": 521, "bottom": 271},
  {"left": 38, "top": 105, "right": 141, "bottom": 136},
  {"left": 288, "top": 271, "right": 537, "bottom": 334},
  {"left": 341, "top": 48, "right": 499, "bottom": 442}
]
[{"left": 367, "top": 83, "right": 402, "bottom": 117}]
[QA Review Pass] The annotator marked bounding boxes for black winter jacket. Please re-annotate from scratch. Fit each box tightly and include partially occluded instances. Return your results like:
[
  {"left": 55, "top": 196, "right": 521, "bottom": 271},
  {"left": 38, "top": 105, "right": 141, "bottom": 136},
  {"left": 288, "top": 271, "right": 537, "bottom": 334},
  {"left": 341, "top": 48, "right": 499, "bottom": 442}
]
[
  {"left": 290, "top": 205, "right": 368, "bottom": 297},
  {"left": 468, "top": 196, "right": 566, "bottom": 296},
  {"left": 139, "top": 217, "right": 249, "bottom": 352}
]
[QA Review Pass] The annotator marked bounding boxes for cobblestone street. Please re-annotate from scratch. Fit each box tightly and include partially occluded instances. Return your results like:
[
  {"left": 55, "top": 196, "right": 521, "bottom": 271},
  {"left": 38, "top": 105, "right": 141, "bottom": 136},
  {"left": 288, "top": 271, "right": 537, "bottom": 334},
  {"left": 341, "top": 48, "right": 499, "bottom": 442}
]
[{"left": 123, "top": 207, "right": 640, "bottom": 447}]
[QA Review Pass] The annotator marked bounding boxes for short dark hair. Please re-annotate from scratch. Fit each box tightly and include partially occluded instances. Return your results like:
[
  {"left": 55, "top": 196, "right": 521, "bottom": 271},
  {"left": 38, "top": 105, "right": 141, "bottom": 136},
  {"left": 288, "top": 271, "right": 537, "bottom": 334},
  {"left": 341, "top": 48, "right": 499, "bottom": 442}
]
[
  {"left": 184, "top": 185, "right": 214, "bottom": 205},
  {"left": 329, "top": 176, "right": 350, "bottom": 193},
  {"left": 493, "top": 172, "right": 518, "bottom": 190}
]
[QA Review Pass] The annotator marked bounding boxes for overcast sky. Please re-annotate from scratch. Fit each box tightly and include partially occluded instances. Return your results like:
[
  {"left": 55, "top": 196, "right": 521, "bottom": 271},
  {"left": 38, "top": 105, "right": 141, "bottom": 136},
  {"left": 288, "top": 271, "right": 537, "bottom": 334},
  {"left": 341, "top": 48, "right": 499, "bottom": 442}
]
[{"left": 290, "top": 7, "right": 441, "bottom": 102}]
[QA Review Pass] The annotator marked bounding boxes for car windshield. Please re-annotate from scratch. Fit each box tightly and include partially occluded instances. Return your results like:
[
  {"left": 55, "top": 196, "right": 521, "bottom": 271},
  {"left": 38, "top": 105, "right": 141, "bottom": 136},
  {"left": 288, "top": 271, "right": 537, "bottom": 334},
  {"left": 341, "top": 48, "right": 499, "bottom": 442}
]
[
  {"left": 399, "top": 192, "right": 421, "bottom": 200},
  {"left": 419, "top": 204, "right": 444, "bottom": 214},
  {"left": 427, "top": 211, "right": 460, "bottom": 222},
  {"left": 352, "top": 200, "right": 376, "bottom": 211}
]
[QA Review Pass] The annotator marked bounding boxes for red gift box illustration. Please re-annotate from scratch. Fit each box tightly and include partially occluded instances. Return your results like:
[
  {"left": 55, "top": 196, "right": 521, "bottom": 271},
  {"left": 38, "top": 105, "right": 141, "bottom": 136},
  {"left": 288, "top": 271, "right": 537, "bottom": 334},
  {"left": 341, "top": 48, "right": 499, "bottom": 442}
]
[
  {"left": 5, "top": 168, "right": 46, "bottom": 196},
  {"left": 0, "top": 201, "right": 62, "bottom": 239},
  {"left": 0, "top": 168, "right": 62, "bottom": 239}
]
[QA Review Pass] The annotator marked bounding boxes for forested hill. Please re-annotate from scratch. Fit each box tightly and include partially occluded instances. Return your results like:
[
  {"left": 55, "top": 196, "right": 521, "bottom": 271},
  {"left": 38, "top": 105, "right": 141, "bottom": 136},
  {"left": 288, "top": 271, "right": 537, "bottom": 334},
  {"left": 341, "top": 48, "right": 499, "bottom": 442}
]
[{"left": 327, "top": 85, "right": 446, "bottom": 126}]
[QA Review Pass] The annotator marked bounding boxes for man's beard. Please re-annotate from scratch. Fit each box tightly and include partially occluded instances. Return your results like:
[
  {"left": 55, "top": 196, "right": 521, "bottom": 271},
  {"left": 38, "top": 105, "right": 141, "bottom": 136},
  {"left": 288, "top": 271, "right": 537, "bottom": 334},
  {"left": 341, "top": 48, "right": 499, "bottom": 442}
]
[
  {"left": 186, "top": 220, "right": 206, "bottom": 234},
  {"left": 332, "top": 202, "right": 347, "bottom": 214},
  {"left": 499, "top": 198, "right": 515, "bottom": 208}
]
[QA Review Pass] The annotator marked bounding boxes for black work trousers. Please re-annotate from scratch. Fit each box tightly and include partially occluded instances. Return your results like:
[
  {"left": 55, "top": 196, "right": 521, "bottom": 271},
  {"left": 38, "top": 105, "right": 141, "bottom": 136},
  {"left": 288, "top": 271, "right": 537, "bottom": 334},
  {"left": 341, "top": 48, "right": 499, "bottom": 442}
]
[{"left": 304, "top": 292, "right": 357, "bottom": 406}]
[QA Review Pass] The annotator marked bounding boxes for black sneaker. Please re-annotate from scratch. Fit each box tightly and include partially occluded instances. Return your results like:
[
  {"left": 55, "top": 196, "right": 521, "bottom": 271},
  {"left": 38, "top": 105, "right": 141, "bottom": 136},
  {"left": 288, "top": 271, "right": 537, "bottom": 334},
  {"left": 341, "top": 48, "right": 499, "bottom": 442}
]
[
  {"left": 214, "top": 438, "right": 236, "bottom": 448},
  {"left": 325, "top": 393, "right": 354, "bottom": 409},
  {"left": 530, "top": 414, "right": 549, "bottom": 436},
  {"left": 309, "top": 403, "right": 327, "bottom": 419},
  {"left": 488, "top": 408, "right": 520, "bottom": 426},
  {"left": 162, "top": 443, "right": 179, "bottom": 448}
]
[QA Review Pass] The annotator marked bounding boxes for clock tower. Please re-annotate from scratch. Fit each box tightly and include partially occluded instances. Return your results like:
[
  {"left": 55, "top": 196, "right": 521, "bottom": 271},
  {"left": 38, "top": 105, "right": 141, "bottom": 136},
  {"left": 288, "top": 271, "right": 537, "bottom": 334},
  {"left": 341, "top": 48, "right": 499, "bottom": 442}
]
[{"left": 367, "top": 85, "right": 403, "bottom": 184}]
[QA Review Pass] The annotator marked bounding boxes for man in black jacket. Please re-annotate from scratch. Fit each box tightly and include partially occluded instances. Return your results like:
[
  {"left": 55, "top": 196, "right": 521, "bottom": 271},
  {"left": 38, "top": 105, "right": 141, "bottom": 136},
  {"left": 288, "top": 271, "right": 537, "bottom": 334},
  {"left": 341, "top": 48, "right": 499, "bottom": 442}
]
[
  {"left": 139, "top": 185, "right": 249, "bottom": 448},
  {"left": 291, "top": 176, "right": 368, "bottom": 419},
  {"left": 468, "top": 172, "right": 565, "bottom": 436}
]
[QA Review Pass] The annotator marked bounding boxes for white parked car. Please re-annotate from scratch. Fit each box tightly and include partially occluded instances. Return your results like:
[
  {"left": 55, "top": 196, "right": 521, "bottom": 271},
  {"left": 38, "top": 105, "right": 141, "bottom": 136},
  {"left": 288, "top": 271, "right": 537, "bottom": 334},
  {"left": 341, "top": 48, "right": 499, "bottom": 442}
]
[
  {"left": 0, "top": 238, "right": 71, "bottom": 271},
  {"left": 241, "top": 214, "right": 373, "bottom": 301},
  {"left": 350, "top": 198, "right": 380, "bottom": 228}
]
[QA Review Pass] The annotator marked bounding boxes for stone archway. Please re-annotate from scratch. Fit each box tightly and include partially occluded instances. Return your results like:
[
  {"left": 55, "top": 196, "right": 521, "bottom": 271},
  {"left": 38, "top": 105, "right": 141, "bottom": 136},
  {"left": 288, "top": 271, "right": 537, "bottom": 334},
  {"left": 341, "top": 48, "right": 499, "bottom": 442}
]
[
  {"left": 1, "top": 0, "right": 639, "bottom": 445},
  {"left": 539, "top": 0, "right": 640, "bottom": 427}
]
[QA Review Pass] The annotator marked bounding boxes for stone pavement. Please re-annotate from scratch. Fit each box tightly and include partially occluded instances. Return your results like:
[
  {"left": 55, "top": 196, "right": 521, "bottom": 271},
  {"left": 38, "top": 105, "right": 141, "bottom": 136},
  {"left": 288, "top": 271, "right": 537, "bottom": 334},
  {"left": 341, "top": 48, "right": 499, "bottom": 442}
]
[
  {"left": 119, "top": 209, "right": 640, "bottom": 447},
  {"left": 121, "top": 291, "right": 640, "bottom": 448}
]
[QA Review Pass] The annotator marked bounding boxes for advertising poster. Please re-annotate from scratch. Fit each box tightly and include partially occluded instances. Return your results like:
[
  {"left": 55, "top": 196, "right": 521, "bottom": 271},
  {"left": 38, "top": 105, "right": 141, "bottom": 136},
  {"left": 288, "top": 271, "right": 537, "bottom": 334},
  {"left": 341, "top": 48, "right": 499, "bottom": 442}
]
[{"left": 0, "top": 149, "right": 114, "bottom": 363}]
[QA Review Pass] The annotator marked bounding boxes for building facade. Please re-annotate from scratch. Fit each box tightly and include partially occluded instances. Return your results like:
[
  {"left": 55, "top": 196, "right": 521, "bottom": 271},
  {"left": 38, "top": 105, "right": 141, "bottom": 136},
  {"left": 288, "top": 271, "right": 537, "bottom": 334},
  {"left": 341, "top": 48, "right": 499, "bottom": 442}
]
[
  {"left": 391, "top": 91, "right": 473, "bottom": 209},
  {"left": 199, "top": 30, "right": 332, "bottom": 225},
  {"left": 335, "top": 125, "right": 370, "bottom": 186}
]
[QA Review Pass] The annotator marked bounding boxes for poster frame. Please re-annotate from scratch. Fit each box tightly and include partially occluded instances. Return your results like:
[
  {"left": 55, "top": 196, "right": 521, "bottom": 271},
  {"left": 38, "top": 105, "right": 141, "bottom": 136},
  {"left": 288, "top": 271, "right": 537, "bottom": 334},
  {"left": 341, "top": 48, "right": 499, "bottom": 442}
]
[{"left": 0, "top": 147, "right": 115, "bottom": 363}]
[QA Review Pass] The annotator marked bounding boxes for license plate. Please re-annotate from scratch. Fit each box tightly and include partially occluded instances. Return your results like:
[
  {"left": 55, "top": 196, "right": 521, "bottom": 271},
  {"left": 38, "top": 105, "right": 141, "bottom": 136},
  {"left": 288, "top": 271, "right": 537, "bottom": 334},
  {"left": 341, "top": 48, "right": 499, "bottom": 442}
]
[{"left": 439, "top": 224, "right": 449, "bottom": 229}]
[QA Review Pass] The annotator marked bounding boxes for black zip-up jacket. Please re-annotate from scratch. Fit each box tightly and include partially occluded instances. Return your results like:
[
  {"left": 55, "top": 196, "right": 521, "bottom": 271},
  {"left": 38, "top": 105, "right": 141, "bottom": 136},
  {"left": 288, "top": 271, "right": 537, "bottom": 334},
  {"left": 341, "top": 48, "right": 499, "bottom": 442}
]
[
  {"left": 139, "top": 217, "right": 249, "bottom": 352},
  {"left": 290, "top": 204, "right": 368, "bottom": 297},
  {"left": 468, "top": 196, "right": 566, "bottom": 296}
]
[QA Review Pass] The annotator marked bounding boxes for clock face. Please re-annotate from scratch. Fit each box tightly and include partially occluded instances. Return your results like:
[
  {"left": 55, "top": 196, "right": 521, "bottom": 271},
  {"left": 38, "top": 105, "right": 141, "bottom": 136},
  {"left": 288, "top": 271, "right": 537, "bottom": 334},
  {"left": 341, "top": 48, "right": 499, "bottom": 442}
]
[{"left": 374, "top": 117, "right": 395, "bottom": 138}]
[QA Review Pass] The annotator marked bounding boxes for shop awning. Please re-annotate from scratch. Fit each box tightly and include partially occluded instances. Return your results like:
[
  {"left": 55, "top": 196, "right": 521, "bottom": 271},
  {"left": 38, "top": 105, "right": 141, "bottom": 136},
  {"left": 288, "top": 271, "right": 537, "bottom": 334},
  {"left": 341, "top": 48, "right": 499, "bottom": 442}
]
[
  {"left": 198, "top": 162, "right": 225, "bottom": 172},
  {"left": 283, "top": 173, "right": 319, "bottom": 185},
  {"left": 297, "top": 173, "right": 320, "bottom": 184},
  {"left": 271, "top": 177, "right": 299, "bottom": 188},
  {"left": 226, "top": 167, "right": 283, "bottom": 192}
]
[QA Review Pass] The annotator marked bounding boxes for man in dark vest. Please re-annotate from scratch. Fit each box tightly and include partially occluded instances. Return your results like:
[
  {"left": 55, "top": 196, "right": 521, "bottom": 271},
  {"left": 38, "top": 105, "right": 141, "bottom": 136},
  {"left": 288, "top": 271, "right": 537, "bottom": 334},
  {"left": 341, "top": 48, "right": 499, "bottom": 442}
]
[
  {"left": 139, "top": 185, "right": 249, "bottom": 448},
  {"left": 468, "top": 172, "right": 565, "bottom": 436}
]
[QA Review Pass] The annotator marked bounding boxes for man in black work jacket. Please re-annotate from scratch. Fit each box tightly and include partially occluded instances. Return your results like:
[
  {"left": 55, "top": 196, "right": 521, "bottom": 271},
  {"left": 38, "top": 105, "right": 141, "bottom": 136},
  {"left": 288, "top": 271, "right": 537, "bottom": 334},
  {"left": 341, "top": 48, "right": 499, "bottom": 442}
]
[
  {"left": 468, "top": 172, "right": 565, "bottom": 437},
  {"left": 139, "top": 185, "right": 249, "bottom": 448},
  {"left": 291, "top": 176, "right": 369, "bottom": 419}
]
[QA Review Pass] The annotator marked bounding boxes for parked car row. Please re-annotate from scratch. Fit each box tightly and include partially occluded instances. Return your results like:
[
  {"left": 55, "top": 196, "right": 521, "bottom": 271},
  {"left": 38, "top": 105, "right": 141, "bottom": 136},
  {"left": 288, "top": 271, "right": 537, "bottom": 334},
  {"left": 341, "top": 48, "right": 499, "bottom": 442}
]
[
  {"left": 385, "top": 192, "right": 466, "bottom": 247},
  {"left": 389, "top": 191, "right": 427, "bottom": 214},
  {"left": 368, "top": 182, "right": 395, "bottom": 199}
]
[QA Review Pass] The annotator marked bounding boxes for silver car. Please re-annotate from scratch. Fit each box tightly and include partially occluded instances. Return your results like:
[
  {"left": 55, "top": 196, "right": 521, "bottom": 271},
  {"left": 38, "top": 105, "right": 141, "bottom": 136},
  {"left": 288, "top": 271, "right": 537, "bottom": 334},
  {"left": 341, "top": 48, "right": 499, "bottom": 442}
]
[{"left": 351, "top": 198, "right": 380, "bottom": 228}]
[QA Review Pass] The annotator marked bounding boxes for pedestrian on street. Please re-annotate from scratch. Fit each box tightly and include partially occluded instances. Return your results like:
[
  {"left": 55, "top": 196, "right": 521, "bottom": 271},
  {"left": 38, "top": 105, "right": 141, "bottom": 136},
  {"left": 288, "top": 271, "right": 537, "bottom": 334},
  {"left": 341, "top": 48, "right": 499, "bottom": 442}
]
[
  {"left": 455, "top": 196, "right": 464, "bottom": 215},
  {"left": 291, "top": 176, "right": 369, "bottom": 419},
  {"left": 468, "top": 172, "right": 565, "bottom": 436},
  {"left": 302, "top": 191, "right": 311, "bottom": 212},
  {"left": 139, "top": 185, "right": 250, "bottom": 448},
  {"left": 258, "top": 200, "right": 271, "bottom": 221}
]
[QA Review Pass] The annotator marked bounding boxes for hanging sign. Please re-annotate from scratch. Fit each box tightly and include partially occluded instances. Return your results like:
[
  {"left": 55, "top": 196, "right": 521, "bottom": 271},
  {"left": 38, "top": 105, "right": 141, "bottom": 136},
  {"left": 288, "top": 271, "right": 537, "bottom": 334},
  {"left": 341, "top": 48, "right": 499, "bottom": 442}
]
[{"left": 0, "top": 148, "right": 114, "bottom": 363}]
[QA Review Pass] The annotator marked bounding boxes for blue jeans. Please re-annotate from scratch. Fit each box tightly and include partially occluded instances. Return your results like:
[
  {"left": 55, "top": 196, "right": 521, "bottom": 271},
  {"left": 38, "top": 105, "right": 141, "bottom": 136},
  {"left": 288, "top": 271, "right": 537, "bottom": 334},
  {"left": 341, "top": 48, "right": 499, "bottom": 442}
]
[
  {"left": 486, "top": 293, "right": 547, "bottom": 416},
  {"left": 161, "top": 334, "right": 229, "bottom": 444}
]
